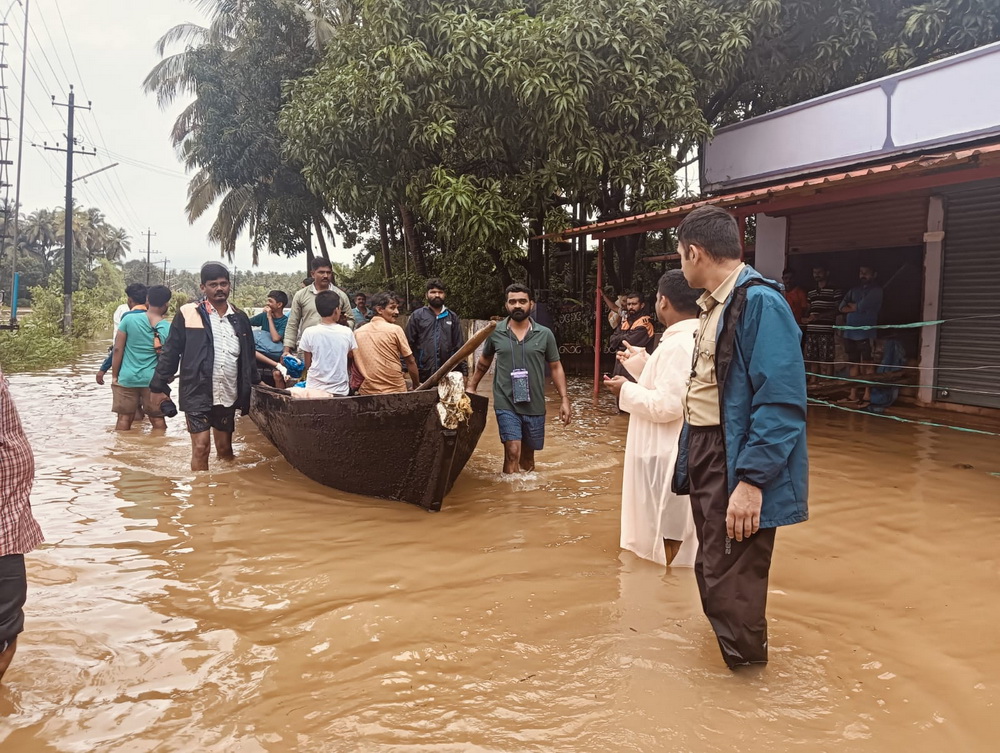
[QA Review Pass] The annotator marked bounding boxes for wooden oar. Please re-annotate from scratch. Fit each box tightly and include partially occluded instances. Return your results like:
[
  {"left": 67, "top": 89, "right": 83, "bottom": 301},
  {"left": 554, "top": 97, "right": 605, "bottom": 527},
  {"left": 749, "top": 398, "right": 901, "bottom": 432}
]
[{"left": 415, "top": 320, "right": 497, "bottom": 391}]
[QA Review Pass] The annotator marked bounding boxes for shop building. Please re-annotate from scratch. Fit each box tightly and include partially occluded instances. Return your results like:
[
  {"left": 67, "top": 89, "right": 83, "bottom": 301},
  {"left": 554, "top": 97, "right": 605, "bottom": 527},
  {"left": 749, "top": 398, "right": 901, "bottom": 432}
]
[{"left": 561, "top": 41, "right": 1000, "bottom": 410}]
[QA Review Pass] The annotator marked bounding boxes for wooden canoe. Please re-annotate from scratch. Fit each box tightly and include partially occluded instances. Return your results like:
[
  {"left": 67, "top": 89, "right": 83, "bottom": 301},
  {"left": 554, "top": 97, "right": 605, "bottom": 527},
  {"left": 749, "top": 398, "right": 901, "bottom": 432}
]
[{"left": 250, "top": 385, "right": 490, "bottom": 511}]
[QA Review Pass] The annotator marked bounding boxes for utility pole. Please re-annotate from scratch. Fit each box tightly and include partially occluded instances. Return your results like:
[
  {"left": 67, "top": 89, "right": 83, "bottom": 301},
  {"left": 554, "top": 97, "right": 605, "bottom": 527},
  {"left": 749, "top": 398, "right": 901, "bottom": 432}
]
[
  {"left": 45, "top": 86, "right": 94, "bottom": 334},
  {"left": 142, "top": 228, "right": 156, "bottom": 285},
  {"left": 8, "top": 0, "right": 28, "bottom": 327},
  {"left": 161, "top": 257, "right": 168, "bottom": 285}
]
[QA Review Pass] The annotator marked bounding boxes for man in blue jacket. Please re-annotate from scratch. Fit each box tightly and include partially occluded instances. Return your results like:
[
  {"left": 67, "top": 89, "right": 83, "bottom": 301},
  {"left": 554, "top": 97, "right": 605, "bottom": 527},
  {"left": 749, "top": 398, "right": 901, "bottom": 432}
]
[
  {"left": 405, "top": 279, "right": 468, "bottom": 385},
  {"left": 673, "top": 205, "right": 809, "bottom": 669}
]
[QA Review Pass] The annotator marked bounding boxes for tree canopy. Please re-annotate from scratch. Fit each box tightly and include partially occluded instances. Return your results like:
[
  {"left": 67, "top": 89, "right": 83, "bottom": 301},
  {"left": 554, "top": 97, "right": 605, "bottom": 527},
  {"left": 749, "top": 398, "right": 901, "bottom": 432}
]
[{"left": 150, "top": 0, "right": 1000, "bottom": 304}]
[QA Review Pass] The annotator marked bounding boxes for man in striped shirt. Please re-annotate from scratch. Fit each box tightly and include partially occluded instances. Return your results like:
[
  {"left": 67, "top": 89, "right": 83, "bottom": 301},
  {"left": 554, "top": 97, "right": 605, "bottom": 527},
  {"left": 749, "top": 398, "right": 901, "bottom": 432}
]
[
  {"left": 804, "top": 265, "right": 843, "bottom": 381},
  {"left": 0, "top": 367, "right": 44, "bottom": 682}
]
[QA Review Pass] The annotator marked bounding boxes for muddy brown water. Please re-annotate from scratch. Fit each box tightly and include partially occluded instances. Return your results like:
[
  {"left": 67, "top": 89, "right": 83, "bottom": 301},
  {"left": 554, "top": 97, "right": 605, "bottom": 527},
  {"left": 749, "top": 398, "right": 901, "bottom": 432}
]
[{"left": 1, "top": 354, "right": 999, "bottom": 751}]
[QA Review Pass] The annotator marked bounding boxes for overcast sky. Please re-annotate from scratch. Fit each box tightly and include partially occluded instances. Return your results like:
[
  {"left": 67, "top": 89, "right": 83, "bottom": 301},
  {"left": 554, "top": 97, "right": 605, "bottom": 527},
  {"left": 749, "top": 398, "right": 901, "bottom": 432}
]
[{"left": 6, "top": 0, "right": 355, "bottom": 276}]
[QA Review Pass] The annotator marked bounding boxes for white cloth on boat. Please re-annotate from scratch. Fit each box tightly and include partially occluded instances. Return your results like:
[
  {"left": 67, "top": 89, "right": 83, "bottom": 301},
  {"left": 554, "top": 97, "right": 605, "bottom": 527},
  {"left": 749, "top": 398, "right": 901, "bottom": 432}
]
[
  {"left": 437, "top": 372, "right": 472, "bottom": 428},
  {"left": 287, "top": 387, "right": 338, "bottom": 400},
  {"left": 617, "top": 318, "right": 699, "bottom": 568}
]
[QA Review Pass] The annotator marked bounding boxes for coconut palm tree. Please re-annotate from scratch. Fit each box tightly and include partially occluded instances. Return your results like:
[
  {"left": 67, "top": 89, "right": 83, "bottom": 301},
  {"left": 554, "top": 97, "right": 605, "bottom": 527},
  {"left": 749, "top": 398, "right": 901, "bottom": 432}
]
[
  {"left": 102, "top": 227, "right": 131, "bottom": 263},
  {"left": 143, "top": 0, "right": 351, "bottom": 267}
]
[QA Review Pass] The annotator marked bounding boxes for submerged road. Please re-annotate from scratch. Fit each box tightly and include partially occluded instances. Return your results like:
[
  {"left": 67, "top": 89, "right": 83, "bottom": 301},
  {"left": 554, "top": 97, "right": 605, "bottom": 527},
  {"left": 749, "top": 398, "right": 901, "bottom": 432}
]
[{"left": 1, "top": 353, "right": 999, "bottom": 751}]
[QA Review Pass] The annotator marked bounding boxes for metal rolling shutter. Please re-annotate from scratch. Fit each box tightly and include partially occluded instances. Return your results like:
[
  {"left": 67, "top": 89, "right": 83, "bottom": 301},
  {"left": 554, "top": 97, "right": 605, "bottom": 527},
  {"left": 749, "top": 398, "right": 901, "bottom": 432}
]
[
  {"left": 787, "top": 196, "right": 928, "bottom": 254},
  {"left": 937, "top": 181, "right": 1000, "bottom": 409}
]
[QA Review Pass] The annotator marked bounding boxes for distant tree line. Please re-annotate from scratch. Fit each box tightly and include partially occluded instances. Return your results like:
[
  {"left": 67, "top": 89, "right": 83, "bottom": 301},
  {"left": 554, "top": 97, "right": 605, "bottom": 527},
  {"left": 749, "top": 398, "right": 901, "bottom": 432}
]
[{"left": 0, "top": 203, "right": 131, "bottom": 304}]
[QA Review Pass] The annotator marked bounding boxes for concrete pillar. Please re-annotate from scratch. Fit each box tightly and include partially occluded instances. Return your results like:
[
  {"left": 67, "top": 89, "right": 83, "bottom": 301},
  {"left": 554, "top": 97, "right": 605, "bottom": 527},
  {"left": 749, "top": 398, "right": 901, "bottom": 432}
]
[
  {"left": 754, "top": 214, "right": 787, "bottom": 280},
  {"left": 918, "top": 196, "right": 945, "bottom": 405}
]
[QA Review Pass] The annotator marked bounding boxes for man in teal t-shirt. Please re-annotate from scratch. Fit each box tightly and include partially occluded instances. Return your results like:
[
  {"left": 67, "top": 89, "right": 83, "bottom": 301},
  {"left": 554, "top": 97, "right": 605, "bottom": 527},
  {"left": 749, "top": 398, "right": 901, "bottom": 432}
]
[{"left": 111, "top": 285, "right": 172, "bottom": 431}]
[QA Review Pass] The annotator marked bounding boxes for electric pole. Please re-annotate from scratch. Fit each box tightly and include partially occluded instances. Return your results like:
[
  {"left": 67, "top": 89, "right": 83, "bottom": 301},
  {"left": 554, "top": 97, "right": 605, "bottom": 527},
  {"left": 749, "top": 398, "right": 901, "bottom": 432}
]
[
  {"left": 142, "top": 228, "right": 156, "bottom": 284},
  {"left": 162, "top": 257, "right": 168, "bottom": 285},
  {"left": 7, "top": 0, "right": 29, "bottom": 328},
  {"left": 45, "top": 86, "right": 94, "bottom": 333}
]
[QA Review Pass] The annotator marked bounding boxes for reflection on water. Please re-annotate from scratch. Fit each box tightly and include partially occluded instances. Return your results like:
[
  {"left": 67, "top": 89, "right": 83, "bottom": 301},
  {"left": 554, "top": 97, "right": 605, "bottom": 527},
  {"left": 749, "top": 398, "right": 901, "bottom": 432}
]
[{"left": 1, "top": 353, "right": 999, "bottom": 751}]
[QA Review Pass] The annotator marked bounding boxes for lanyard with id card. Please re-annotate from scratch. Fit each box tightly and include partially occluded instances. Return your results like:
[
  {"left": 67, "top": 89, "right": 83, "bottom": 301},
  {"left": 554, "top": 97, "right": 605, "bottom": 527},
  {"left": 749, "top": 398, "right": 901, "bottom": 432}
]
[{"left": 508, "top": 324, "right": 531, "bottom": 404}]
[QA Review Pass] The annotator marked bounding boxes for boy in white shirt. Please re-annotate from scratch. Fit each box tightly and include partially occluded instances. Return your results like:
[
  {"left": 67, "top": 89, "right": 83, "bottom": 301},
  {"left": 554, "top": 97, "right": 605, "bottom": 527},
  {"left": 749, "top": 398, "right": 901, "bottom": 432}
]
[{"left": 297, "top": 291, "right": 358, "bottom": 396}]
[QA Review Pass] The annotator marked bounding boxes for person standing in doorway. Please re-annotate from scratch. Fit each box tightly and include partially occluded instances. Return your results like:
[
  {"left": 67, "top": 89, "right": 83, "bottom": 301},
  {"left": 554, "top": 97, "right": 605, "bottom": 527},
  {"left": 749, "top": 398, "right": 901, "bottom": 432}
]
[
  {"left": 674, "top": 205, "right": 809, "bottom": 669},
  {"left": 149, "top": 263, "right": 259, "bottom": 471},
  {"left": 781, "top": 269, "right": 809, "bottom": 327},
  {"left": 405, "top": 279, "right": 468, "bottom": 385},
  {"left": 0, "top": 366, "right": 45, "bottom": 683},
  {"left": 804, "top": 265, "right": 843, "bottom": 382},
  {"left": 467, "top": 284, "right": 572, "bottom": 474},
  {"left": 839, "top": 265, "right": 883, "bottom": 406},
  {"left": 111, "top": 285, "right": 173, "bottom": 431},
  {"left": 603, "top": 270, "right": 702, "bottom": 567},
  {"left": 283, "top": 258, "right": 353, "bottom": 358}
]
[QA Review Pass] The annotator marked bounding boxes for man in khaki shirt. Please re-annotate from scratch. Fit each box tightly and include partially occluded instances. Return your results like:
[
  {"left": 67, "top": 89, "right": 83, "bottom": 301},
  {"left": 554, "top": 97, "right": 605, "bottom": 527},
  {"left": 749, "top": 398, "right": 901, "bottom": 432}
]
[
  {"left": 283, "top": 257, "right": 353, "bottom": 357},
  {"left": 674, "top": 206, "right": 809, "bottom": 669},
  {"left": 686, "top": 261, "right": 745, "bottom": 426}
]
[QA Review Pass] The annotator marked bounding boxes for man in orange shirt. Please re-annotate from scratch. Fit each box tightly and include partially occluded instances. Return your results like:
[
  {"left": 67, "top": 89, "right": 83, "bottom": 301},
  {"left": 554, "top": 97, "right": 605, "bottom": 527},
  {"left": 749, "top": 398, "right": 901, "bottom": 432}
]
[
  {"left": 354, "top": 292, "right": 420, "bottom": 394},
  {"left": 782, "top": 268, "right": 809, "bottom": 326},
  {"left": 609, "top": 292, "right": 655, "bottom": 381}
]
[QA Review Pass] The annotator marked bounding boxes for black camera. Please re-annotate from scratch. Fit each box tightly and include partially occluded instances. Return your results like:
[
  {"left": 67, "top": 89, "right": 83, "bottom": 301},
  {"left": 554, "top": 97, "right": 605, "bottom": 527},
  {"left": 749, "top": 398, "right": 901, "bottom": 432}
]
[{"left": 159, "top": 398, "right": 178, "bottom": 418}]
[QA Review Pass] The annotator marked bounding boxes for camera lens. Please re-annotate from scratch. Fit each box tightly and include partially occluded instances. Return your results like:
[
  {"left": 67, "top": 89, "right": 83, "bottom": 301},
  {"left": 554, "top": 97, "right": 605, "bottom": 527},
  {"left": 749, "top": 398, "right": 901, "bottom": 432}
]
[{"left": 160, "top": 398, "right": 178, "bottom": 418}]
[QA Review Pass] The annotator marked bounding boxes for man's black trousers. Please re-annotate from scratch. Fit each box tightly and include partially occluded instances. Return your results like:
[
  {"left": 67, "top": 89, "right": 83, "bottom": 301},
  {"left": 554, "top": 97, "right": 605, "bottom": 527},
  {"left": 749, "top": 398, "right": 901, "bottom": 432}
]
[{"left": 687, "top": 425, "right": 776, "bottom": 668}]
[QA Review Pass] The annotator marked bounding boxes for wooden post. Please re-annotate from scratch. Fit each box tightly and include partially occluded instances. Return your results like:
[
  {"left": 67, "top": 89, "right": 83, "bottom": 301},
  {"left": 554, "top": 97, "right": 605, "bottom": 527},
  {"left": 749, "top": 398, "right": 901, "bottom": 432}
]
[{"left": 593, "top": 237, "right": 603, "bottom": 396}]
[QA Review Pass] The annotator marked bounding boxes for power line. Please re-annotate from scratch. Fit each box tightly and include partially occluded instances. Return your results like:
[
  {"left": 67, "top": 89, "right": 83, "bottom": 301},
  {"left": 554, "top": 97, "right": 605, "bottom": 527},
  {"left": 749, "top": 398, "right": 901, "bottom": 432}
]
[
  {"left": 92, "top": 145, "right": 188, "bottom": 179},
  {"left": 48, "top": 0, "right": 145, "bottom": 232},
  {"left": 31, "top": 0, "right": 71, "bottom": 86},
  {"left": 8, "top": 2, "right": 144, "bottom": 235}
]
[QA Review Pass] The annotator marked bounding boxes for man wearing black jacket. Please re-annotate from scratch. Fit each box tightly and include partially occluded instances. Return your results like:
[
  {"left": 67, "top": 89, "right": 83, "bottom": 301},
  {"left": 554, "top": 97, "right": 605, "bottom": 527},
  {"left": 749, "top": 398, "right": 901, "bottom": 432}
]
[
  {"left": 149, "top": 262, "right": 259, "bottom": 471},
  {"left": 405, "top": 279, "right": 468, "bottom": 385}
]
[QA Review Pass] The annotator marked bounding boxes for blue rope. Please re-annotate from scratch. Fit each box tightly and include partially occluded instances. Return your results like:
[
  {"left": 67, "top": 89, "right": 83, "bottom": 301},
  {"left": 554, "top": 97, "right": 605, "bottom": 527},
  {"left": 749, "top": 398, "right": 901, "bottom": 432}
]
[
  {"left": 808, "top": 397, "right": 1000, "bottom": 437},
  {"left": 834, "top": 312, "right": 1000, "bottom": 331}
]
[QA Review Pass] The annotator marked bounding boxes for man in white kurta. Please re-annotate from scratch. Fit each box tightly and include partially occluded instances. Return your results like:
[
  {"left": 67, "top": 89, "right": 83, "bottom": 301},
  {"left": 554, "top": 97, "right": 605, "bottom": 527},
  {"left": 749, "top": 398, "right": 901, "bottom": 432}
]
[{"left": 604, "top": 271, "right": 702, "bottom": 567}]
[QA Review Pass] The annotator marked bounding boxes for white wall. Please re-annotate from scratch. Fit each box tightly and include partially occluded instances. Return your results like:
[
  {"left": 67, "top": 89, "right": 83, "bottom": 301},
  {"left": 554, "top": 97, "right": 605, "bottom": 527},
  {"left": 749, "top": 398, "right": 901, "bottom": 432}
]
[{"left": 704, "top": 42, "right": 1000, "bottom": 191}]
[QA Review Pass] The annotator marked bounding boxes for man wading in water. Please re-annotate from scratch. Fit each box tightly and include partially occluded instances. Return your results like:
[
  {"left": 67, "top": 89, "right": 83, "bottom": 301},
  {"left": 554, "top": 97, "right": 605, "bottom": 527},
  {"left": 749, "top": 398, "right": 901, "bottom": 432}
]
[
  {"left": 150, "top": 263, "right": 259, "bottom": 471},
  {"left": 0, "top": 366, "right": 44, "bottom": 683},
  {"left": 468, "top": 284, "right": 571, "bottom": 474},
  {"left": 673, "top": 206, "right": 809, "bottom": 669}
]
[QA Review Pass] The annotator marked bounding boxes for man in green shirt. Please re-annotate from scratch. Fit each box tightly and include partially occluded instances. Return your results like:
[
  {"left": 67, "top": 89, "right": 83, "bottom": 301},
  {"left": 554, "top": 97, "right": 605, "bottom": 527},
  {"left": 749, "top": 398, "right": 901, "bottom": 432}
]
[
  {"left": 468, "top": 284, "right": 572, "bottom": 474},
  {"left": 111, "top": 285, "right": 172, "bottom": 431}
]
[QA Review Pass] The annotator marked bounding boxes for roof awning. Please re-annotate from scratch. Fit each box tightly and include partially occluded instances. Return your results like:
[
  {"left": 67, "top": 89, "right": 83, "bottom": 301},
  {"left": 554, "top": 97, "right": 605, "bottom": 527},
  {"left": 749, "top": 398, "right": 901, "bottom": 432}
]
[{"left": 542, "top": 141, "right": 1000, "bottom": 241}]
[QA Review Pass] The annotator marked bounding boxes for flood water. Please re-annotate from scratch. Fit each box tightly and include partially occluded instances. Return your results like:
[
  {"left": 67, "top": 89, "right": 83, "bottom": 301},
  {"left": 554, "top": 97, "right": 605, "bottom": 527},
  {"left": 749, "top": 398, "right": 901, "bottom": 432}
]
[{"left": 1, "top": 352, "right": 999, "bottom": 752}]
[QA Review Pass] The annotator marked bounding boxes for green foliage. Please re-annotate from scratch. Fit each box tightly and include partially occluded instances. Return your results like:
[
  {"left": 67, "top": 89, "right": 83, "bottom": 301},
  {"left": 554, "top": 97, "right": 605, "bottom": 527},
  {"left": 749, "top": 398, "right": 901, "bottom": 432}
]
[
  {"left": 0, "top": 260, "right": 125, "bottom": 372},
  {"left": 160, "top": 268, "right": 305, "bottom": 313},
  {"left": 149, "top": 0, "right": 1000, "bottom": 301},
  {"left": 693, "top": 0, "right": 1000, "bottom": 128},
  {"left": 0, "top": 204, "right": 132, "bottom": 303}
]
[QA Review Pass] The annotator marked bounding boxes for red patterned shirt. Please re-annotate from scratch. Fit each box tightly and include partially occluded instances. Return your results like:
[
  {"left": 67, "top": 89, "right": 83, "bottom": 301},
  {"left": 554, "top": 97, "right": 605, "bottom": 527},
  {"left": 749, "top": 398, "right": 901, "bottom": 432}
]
[{"left": 0, "top": 368, "right": 44, "bottom": 556}]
